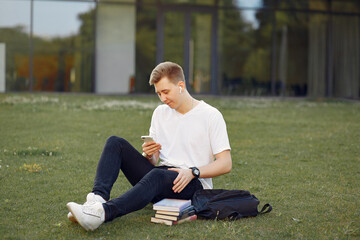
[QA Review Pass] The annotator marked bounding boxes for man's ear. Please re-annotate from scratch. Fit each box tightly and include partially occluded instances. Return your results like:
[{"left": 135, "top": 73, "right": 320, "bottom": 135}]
[{"left": 177, "top": 81, "right": 185, "bottom": 89}]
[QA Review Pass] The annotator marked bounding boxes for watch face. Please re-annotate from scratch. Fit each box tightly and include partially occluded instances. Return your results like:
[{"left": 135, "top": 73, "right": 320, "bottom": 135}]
[{"left": 193, "top": 168, "right": 200, "bottom": 177}]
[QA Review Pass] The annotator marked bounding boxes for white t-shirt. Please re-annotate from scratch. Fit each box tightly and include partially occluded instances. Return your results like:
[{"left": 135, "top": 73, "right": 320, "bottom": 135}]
[{"left": 149, "top": 100, "right": 231, "bottom": 189}]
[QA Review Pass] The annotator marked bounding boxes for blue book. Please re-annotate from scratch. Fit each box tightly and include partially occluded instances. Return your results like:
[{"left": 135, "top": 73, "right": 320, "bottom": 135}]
[{"left": 153, "top": 198, "right": 191, "bottom": 212}]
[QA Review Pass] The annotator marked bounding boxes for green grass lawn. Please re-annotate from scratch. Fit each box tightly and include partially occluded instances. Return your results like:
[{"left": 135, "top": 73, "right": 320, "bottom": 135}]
[{"left": 0, "top": 93, "right": 359, "bottom": 239}]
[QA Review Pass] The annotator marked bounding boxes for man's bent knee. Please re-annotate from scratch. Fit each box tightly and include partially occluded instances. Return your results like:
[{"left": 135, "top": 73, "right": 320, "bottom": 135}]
[{"left": 106, "top": 136, "right": 130, "bottom": 148}]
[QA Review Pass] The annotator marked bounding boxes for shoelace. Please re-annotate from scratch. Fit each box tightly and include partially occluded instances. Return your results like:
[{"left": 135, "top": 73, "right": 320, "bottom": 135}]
[{"left": 82, "top": 202, "right": 102, "bottom": 218}]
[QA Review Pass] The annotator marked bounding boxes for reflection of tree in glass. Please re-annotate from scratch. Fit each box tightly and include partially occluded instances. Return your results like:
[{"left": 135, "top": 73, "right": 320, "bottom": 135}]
[
  {"left": 0, "top": 9, "right": 95, "bottom": 92},
  {"left": 0, "top": 26, "right": 30, "bottom": 90}
]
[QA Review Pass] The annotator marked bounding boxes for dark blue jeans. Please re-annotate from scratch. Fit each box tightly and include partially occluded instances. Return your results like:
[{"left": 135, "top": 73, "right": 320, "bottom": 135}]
[{"left": 92, "top": 136, "right": 203, "bottom": 222}]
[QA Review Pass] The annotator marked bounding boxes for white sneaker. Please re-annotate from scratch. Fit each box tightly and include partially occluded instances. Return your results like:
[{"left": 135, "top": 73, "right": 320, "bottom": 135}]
[
  {"left": 67, "top": 193, "right": 106, "bottom": 223},
  {"left": 66, "top": 201, "right": 105, "bottom": 231}
]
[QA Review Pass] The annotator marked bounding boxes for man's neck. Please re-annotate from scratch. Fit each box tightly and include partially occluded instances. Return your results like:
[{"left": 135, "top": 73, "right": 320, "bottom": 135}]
[{"left": 176, "top": 95, "right": 197, "bottom": 115}]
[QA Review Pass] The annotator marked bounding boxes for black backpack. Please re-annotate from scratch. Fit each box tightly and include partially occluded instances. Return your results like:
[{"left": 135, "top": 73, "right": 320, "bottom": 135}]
[{"left": 191, "top": 189, "right": 272, "bottom": 220}]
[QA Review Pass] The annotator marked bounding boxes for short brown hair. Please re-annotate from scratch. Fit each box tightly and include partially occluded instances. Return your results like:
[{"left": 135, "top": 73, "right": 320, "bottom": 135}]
[{"left": 149, "top": 61, "right": 185, "bottom": 85}]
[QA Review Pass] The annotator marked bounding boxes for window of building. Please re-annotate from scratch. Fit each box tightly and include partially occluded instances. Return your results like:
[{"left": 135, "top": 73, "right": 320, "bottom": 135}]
[
  {"left": 32, "top": 0, "right": 95, "bottom": 92},
  {"left": 275, "top": 12, "right": 310, "bottom": 96},
  {"left": 0, "top": 0, "right": 31, "bottom": 91},
  {"left": 218, "top": 7, "right": 272, "bottom": 96},
  {"left": 0, "top": 0, "right": 96, "bottom": 92},
  {"left": 135, "top": 3, "right": 157, "bottom": 93}
]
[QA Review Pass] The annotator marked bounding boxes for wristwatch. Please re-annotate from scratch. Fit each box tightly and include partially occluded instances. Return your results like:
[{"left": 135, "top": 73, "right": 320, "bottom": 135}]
[{"left": 190, "top": 167, "right": 200, "bottom": 178}]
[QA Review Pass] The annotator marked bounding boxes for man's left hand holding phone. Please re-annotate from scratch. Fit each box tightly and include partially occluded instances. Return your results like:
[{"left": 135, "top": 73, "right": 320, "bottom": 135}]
[{"left": 141, "top": 136, "right": 161, "bottom": 165}]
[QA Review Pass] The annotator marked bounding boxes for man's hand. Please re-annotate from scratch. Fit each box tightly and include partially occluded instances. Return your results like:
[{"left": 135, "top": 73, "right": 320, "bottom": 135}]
[
  {"left": 168, "top": 168, "right": 194, "bottom": 193},
  {"left": 142, "top": 141, "right": 161, "bottom": 162}
]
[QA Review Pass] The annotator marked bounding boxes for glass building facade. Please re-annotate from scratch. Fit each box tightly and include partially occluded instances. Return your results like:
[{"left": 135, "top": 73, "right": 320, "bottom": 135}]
[{"left": 0, "top": 0, "right": 359, "bottom": 98}]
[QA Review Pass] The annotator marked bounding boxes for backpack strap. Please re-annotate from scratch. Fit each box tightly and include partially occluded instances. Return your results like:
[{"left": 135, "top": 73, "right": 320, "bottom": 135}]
[{"left": 259, "top": 203, "right": 272, "bottom": 214}]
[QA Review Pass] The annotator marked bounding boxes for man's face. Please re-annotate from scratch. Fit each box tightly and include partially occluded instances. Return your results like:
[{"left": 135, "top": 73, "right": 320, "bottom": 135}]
[{"left": 154, "top": 77, "right": 182, "bottom": 110}]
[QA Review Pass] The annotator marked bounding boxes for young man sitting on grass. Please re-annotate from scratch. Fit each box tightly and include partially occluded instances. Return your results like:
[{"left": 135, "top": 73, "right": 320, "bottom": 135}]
[{"left": 66, "top": 61, "right": 232, "bottom": 231}]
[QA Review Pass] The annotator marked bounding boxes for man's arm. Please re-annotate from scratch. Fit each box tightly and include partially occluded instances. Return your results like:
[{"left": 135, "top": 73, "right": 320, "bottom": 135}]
[
  {"left": 198, "top": 149, "right": 232, "bottom": 178},
  {"left": 169, "top": 149, "right": 232, "bottom": 193}
]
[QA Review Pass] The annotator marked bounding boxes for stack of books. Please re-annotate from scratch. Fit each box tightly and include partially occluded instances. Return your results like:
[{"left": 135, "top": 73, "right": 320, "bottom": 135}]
[{"left": 151, "top": 198, "right": 197, "bottom": 226}]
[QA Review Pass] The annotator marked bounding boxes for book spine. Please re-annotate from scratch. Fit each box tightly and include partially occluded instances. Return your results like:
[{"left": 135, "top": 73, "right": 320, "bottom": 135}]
[
  {"left": 178, "top": 209, "right": 195, "bottom": 219},
  {"left": 155, "top": 214, "right": 177, "bottom": 221}
]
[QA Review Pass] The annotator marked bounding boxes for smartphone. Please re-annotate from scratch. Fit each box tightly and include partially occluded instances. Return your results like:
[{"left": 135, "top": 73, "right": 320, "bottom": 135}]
[{"left": 141, "top": 136, "right": 154, "bottom": 142}]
